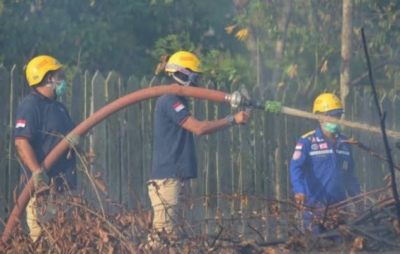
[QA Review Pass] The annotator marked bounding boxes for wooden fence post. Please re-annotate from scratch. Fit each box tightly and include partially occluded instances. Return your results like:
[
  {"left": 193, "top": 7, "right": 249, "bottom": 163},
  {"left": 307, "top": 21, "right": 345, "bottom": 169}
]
[
  {"left": 89, "top": 71, "right": 108, "bottom": 202},
  {"left": 106, "top": 72, "right": 122, "bottom": 204},
  {"left": 124, "top": 75, "right": 144, "bottom": 209},
  {"left": 0, "top": 65, "right": 10, "bottom": 230},
  {"left": 69, "top": 71, "right": 85, "bottom": 189}
]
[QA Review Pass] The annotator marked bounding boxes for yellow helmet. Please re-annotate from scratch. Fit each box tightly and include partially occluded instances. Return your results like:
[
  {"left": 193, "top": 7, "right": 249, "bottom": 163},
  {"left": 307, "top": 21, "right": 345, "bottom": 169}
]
[
  {"left": 312, "top": 93, "right": 344, "bottom": 114},
  {"left": 26, "top": 55, "right": 62, "bottom": 86},
  {"left": 165, "top": 51, "right": 203, "bottom": 74}
]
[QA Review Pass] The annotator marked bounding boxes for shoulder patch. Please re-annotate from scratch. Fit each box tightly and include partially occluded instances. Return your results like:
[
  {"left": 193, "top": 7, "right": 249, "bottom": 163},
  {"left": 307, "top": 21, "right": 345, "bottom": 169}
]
[
  {"left": 292, "top": 151, "right": 302, "bottom": 160},
  {"left": 173, "top": 101, "right": 185, "bottom": 112},
  {"left": 301, "top": 130, "right": 315, "bottom": 139},
  {"left": 15, "top": 119, "right": 26, "bottom": 128}
]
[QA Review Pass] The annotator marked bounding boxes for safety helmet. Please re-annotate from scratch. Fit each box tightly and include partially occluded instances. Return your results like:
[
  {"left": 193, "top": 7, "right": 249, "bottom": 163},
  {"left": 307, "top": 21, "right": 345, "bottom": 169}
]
[
  {"left": 312, "top": 93, "right": 344, "bottom": 115},
  {"left": 26, "top": 55, "right": 62, "bottom": 86},
  {"left": 165, "top": 51, "right": 202, "bottom": 73},
  {"left": 165, "top": 51, "right": 203, "bottom": 86}
]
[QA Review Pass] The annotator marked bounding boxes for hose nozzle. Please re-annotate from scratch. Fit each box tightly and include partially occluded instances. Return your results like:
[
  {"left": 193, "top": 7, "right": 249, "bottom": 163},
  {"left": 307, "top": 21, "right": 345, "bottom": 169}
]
[{"left": 225, "top": 91, "right": 243, "bottom": 108}]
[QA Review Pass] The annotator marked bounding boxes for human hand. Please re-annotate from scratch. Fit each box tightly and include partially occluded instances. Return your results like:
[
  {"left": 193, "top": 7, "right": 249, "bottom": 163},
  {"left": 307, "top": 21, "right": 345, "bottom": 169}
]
[
  {"left": 66, "top": 133, "right": 83, "bottom": 150},
  {"left": 32, "top": 170, "right": 49, "bottom": 191},
  {"left": 233, "top": 111, "right": 250, "bottom": 125},
  {"left": 295, "top": 193, "right": 305, "bottom": 206}
]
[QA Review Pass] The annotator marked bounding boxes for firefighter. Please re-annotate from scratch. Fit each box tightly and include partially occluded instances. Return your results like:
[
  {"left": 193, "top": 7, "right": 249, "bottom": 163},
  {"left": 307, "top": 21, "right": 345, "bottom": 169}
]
[
  {"left": 290, "top": 93, "right": 361, "bottom": 232},
  {"left": 147, "top": 51, "right": 250, "bottom": 248},
  {"left": 14, "top": 55, "right": 81, "bottom": 241}
]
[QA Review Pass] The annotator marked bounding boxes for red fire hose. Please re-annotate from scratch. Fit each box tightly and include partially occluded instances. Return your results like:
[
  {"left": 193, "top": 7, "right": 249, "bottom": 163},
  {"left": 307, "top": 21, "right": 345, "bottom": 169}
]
[{"left": 1, "top": 84, "right": 236, "bottom": 245}]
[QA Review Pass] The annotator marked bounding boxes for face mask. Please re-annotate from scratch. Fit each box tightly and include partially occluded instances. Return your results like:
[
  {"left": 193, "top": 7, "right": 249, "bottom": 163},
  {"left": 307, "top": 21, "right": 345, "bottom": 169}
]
[
  {"left": 55, "top": 80, "right": 67, "bottom": 97},
  {"left": 323, "top": 122, "right": 341, "bottom": 134}
]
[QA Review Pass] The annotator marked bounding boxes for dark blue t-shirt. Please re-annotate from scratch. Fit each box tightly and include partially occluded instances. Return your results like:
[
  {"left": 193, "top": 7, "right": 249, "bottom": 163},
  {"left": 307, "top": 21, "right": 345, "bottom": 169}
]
[
  {"left": 14, "top": 88, "right": 77, "bottom": 191},
  {"left": 150, "top": 94, "right": 197, "bottom": 179}
]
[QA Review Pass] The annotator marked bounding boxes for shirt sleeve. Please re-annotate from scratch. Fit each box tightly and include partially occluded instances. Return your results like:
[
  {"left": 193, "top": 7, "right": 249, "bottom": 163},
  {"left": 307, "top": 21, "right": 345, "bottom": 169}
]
[
  {"left": 13, "top": 101, "right": 39, "bottom": 140},
  {"left": 163, "top": 96, "right": 191, "bottom": 125},
  {"left": 345, "top": 146, "right": 361, "bottom": 197},
  {"left": 290, "top": 138, "right": 309, "bottom": 194}
]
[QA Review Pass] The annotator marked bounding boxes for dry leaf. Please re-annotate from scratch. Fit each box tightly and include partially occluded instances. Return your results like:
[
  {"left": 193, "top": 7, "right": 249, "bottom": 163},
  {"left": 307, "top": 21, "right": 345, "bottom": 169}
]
[
  {"left": 84, "top": 152, "right": 96, "bottom": 160},
  {"left": 235, "top": 28, "right": 249, "bottom": 41},
  {"left": 288, "top": 64, "right": 298, "bottom": 78},
  {"left": 13, "top": 186, "right": 18, "bottom": 204},
  {"left": 393, "top": 219, "right": 400, "bottom": 234},
  {"left": 225, "top": 24, "right": 237, "bottom": 34},
  {"left": 351, "top": 236, "right": 364, "bottom": 252},
  {"left": 203, "top": 198, "right": 209, "bottom": 207},
  {"left": 320, "top": 60, "right": 328, "bottom": 73},
  {"left": 108, "top": 246, "right": 114, "bottom": 254},
  {"left": 154, "top": 54, "right": 170, "bottom": 75},
  {"left": 93, "top": 172, "right": 108, "bottom": 195},
  {"left": 98, "top": 229, "right": 110, "bottom": 243},
  {"left": 268, "top": 203, "right": 280, "bottom": 215},
  {"left": 241, "top": 196, "right": 248, "bottom": 206}
]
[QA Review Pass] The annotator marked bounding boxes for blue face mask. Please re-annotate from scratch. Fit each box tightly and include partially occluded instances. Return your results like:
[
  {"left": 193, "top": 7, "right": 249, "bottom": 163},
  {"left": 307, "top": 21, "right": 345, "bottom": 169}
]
[
  {"left": 55, "top": 80, "right": 67, "bottom": 97},
  {"left": 323, "top": 122, "right": 341, "bottom": 134}
]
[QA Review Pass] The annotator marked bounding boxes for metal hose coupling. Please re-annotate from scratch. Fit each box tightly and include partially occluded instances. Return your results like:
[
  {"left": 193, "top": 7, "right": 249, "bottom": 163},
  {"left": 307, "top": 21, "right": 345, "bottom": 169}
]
[{"left": 225, "top": 91, "right": 243, "bottom": 108}]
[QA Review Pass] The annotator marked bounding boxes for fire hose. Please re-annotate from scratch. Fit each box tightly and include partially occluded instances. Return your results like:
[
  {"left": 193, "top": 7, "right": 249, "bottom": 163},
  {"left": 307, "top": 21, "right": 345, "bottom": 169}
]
[
  {"left": 0, "top": 84, "right": 240, "bottom": 245},
  {"left": 2, "top": 84, "right": 400, "bottom": 246}
]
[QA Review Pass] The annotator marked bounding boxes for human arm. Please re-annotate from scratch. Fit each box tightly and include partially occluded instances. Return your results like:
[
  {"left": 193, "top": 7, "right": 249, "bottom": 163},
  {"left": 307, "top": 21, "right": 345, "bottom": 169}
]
[
  {"left": 290, "top": 139, "right": 309, "bottom": 205},
  {"left": 15, "top": 138, "right": 49, "bottom": 189},
  {"left": 14, "top": 102, "right": 49, "bottom": 188},
  {"left": 181, "top": 111, "right": 250, "bottom": 136},
  {"left": 15, "top": 138, "right": 42, "bottom": 173}
]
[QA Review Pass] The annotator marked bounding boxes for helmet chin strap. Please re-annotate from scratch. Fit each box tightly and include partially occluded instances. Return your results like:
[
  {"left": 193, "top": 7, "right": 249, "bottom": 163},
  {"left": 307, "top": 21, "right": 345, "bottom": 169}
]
[
  {"left": 170, "top": 73, "right": 191, "bottom": 86},
  {"left": 45, "top": 83, "right": 57, "bottom": 90}
]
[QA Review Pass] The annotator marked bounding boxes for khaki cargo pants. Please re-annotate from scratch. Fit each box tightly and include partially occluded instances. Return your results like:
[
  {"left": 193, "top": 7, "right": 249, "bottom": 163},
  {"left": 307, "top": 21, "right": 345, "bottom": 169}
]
[
  {"left": 26, "top": 194, "right": 63, "bottom": 242},
  {"left": 147, "top": 178, "right": 187, "bottom": 248},
  {"left": 26, "top": 196, "right": 41, "bottom": 242}
]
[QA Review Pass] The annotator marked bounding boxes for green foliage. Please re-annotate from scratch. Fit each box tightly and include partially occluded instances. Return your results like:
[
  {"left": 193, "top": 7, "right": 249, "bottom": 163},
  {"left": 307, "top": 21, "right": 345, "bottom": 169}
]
[
  {"left": 152, "top": 32, "right": 194, "bottom": 57},
  {"left": 0, "top": 0, "right": 399, "bottom": 91},
  {"left": 201, "top": 49, "right": 255, "bottom": 89}
]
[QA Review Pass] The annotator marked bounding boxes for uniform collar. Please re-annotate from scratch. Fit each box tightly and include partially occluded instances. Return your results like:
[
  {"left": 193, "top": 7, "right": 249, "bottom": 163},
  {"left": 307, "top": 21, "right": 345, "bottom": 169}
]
[{"left": 30, "top": 88, "right": 56, "bottom": 102}]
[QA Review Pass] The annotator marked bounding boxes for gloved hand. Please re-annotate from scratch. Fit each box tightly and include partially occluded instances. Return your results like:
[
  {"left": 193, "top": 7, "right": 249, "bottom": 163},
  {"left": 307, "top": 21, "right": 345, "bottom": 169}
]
[
  {"left": 66, "top": 133, "right": 83, "bottom": 150},
  {"left": 32, "top": 170, "right": 49, "bottom": 191},
  {"left": 295, "top": 193, "right": 305, "bottom": 206},
  {"left": 265, "top": 101, "right": 281, "bottom": 114}
]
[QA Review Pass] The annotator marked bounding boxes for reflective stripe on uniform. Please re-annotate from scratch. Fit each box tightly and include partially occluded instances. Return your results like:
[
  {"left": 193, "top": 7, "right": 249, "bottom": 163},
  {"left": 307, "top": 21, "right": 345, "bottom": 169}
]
[{"left": 309, "top": 149, "right": 333, "bottom": 156}]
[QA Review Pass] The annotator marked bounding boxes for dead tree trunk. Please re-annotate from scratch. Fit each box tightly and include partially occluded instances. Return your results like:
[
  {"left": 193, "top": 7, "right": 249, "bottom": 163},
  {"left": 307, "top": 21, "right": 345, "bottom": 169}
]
[{"left": 340, "top": 0, "right": 353, "bottom": 114}]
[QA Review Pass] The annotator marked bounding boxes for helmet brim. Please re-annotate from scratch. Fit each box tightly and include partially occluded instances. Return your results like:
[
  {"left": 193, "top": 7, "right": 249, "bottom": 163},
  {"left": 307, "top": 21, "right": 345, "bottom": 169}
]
[{"left": 326, "top": 109, "right": 344, "bottom": 116}]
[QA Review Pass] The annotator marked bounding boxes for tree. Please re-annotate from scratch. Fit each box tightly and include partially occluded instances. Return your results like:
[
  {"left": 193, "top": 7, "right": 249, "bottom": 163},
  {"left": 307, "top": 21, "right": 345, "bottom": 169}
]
[{"left": 340, "top": 0, "right": 353, "bottom": 112}]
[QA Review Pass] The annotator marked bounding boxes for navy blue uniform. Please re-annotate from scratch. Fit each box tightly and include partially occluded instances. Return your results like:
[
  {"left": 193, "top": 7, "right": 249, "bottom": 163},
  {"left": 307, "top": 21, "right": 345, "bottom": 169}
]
[
  {"left": 290, "top": 126, "right": 361, "bottom": 207},
  {"left": 14, "top": 88, "right": 77, "bottom": 191},
  {"left": 150, "top": 94, "right": 197, "bottom": 180}
]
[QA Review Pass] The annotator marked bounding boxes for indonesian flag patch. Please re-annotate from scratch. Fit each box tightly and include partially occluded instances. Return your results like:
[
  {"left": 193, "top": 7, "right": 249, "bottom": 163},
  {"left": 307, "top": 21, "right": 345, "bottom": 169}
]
[
  {"left": 173, "top": 102, "right": 185, "bottom": 112},
  {"left": 295, "top": 143, "right": 303, "bottom": 150},
  {"left": 15, "top": 119, "right": 26, "bottom": 128}
]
